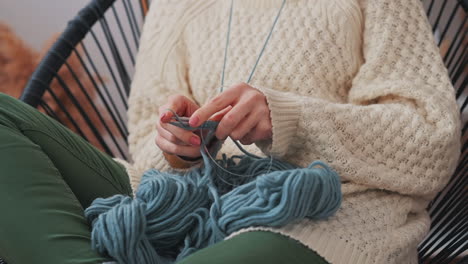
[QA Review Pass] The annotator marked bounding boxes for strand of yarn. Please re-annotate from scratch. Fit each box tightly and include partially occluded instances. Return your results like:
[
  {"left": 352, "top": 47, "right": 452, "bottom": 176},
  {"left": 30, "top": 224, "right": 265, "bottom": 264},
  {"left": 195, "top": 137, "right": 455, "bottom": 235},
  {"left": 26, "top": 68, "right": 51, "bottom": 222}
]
[
  {"left": 220, "top": 0, "right": 287, "bottom": 91},
  {"left": 167, "top": 109, "right": 270, "bottom": 192}
]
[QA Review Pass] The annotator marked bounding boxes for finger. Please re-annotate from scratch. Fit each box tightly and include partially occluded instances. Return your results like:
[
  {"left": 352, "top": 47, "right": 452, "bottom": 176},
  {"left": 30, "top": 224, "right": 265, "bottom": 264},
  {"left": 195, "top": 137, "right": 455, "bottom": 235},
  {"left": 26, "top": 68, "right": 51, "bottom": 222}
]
[
  {"left": 155, "top": 134, "right": 201, "bottom": 158},
  {"left": 156, "top": 122, "right": 190, "bottom": 145},
  {"left": 229, "top": 113, "right": 260, "bottom": 141},
  {"left": 215, "top": 103, "right": 252, "bottom": 140},
  {"left": 208, "top": 105, "right": 233, "bottom": 122},
  {"left": 156, "top": 120, "right": 180, "bottom": 144},
  {"left": 239, "top": 125, "right": 258, "bottom": 145},
  {"left": 232, "top": 104, "right": 270, "bottom": 142},
  {"left": 159, "top": 121, "right": 201, "bottom": 146},
  {"left": 240, "top": 119, "right": 272, "bottom": 145},
  {"left": 189, "top": 91, "right": 237, "bottom": 127},
  {"left": 239, "top": 135, "right": 254, "bottom": 145}
]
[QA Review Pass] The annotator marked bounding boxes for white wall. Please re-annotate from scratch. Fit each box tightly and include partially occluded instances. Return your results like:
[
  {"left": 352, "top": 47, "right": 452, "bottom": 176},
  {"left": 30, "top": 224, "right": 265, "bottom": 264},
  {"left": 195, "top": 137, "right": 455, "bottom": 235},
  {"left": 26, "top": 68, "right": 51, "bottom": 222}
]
[{"left": 0, "top": 0, "right": 90, "bottom": 49}]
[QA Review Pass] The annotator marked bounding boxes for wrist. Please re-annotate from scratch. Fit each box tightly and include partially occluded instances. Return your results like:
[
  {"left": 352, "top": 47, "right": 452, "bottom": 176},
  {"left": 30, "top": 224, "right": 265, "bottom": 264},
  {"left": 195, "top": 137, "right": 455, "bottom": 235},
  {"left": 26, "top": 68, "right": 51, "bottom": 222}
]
[
  {"left": 163, "top": 152, "right": 201, "bottom": 169},
  {"left": 177, "top": 155, "right": 203, "bottom": 162}
]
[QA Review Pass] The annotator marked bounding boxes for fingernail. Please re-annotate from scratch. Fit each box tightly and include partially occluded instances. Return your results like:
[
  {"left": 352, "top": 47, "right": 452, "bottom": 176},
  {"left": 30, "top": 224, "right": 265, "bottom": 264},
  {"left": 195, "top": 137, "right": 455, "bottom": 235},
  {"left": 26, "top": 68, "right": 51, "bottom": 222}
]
[
  {"left": 190, "top": 136, "right": 201, "bottom": 146},
  {"left": 189, "top": 116, "right": 199, "bottom": 127}
]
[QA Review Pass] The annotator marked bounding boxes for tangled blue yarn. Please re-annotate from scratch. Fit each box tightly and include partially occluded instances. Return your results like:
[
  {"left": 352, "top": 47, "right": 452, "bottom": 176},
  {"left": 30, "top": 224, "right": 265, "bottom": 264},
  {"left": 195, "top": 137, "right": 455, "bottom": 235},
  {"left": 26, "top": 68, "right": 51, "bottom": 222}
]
[{"left": 85, "top": 117, "right": 342, "bottom": 264}]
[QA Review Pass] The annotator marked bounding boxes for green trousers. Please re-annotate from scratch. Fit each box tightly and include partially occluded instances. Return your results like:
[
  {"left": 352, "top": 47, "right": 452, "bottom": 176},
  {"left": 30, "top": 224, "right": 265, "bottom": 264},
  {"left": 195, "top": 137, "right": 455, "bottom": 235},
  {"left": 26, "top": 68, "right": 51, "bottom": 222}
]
[{"left": 0, "top": 93, "right": 328, "bottom": 264}]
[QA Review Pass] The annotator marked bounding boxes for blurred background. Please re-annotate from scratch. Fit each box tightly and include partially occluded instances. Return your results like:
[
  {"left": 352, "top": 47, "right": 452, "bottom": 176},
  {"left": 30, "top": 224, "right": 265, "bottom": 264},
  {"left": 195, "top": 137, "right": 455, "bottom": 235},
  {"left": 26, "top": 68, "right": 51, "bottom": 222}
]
[{"left": 1, "top": 0, "right": 88, "bottom": 49}]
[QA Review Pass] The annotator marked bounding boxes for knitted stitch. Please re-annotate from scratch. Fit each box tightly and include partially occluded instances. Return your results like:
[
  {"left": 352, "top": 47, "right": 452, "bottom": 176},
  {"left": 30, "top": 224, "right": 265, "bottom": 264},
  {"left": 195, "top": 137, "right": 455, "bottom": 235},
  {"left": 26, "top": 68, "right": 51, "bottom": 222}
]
[{"left": 125, "top": 0, "right": 461, "bottom": 263}]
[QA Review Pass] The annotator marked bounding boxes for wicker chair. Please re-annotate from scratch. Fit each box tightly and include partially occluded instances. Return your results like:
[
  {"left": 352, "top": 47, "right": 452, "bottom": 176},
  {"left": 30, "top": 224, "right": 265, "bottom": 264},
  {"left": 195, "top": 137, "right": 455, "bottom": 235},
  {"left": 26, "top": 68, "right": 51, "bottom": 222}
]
[{"left": 1, "top": 0, "right": 466, "bottom": 263}]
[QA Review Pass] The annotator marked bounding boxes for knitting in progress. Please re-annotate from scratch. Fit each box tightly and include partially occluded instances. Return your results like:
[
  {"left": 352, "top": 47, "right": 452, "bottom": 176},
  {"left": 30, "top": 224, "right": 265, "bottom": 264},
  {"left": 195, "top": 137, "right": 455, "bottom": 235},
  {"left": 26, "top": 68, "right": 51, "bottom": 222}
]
[
  {"left": 85, "top": 114, "right": 342, "bottom": 264},
  {"left": 84, "top": 2, "right": 343, "bottom": 261}
]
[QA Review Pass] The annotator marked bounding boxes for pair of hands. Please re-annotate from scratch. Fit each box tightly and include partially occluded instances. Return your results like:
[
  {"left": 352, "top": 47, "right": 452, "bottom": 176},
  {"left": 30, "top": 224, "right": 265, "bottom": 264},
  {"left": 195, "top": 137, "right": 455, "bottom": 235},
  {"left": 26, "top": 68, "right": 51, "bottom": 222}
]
[{"left": 155, "top": 83, "right": 273, "bottom": 158}]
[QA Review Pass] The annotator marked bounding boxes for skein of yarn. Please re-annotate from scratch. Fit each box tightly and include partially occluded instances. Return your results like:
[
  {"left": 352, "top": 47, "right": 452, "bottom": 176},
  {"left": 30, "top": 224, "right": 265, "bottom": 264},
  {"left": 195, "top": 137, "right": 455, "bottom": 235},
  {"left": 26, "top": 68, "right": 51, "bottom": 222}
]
[{"left": 85, "top": 117, "right": 342, "bottom": 264}]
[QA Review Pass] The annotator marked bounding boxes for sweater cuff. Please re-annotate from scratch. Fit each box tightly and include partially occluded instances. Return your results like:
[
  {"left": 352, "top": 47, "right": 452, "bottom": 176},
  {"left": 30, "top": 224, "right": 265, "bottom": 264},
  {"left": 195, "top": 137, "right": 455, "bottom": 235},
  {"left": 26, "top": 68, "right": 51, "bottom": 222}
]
[{"left": 253, "top": 86, "right": 302, "bottom": 158}]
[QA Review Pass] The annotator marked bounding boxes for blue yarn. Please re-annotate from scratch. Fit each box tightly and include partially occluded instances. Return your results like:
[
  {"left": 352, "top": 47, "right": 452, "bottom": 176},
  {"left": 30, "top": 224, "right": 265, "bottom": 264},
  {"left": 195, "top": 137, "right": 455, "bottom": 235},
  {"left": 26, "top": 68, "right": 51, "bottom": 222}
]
[{"left": 85, "top": 117, "right": 342, "bottom": 264}]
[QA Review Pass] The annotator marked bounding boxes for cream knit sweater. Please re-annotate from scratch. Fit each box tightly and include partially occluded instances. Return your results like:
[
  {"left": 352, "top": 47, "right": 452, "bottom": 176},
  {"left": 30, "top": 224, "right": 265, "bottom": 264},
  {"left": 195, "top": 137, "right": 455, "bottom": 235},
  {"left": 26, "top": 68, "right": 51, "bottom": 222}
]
[{"left": 126, "top": 0, "right": 461, "bottom": 263}]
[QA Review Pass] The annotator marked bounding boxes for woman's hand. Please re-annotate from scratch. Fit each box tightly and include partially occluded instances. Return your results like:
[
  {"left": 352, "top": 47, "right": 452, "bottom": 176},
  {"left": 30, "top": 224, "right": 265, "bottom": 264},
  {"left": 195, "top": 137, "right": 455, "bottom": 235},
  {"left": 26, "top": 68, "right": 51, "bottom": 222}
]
[
  {"left": 189, "top": 83, "right": 272, "bottom": 145},
  {"left": 156, "top": 94, "right": 230, "bottom": 158}
]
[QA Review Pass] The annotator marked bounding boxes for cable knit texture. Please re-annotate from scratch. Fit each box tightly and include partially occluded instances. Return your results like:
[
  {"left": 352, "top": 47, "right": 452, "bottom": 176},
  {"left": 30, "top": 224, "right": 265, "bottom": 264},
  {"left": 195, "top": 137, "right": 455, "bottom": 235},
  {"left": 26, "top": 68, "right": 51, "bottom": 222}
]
[{"left": 126, "top": 0, "right": 461, "bottom": 263}]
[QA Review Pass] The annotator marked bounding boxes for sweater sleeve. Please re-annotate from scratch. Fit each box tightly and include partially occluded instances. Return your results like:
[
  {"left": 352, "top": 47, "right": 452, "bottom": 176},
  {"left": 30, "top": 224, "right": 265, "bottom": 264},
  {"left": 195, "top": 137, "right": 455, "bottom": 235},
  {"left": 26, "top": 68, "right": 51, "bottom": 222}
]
[
  {"left": 253, "top": 0, "right": 461, "bottom": 197},
  {"left": 127, "top": 1, "right": 200, "bottom": 189}
]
